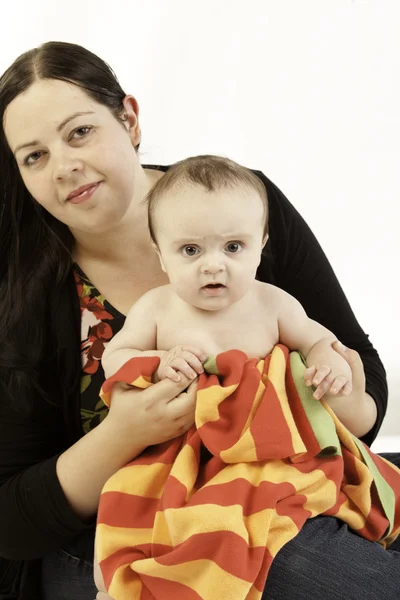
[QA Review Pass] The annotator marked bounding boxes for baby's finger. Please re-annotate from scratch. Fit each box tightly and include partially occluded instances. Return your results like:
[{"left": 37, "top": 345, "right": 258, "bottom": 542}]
[
  {"left": 171, "top": 358, "right": 198, "bottom": 380},
  {"left": 313, "top": 377, "right": 334, "bottom": 400},
  {"left": 180, "top": 345, "right": 208, "bottom": 362},
  {"left": 182, "top": 352, "right": 205, "bottom": 374},
  {"left": 304, "top": 366, "right": 317, "bottom": 387},
  {"left": 328, "top": 375, "right": 348, "bottom": 396},
  {"left": 312, "top": 365, "right": 332, "bottom": 386},
  {"left": 163, "top": 366, "right": 182, "bottom": 382},
  {"left": 342, "top": 381, "right": 353, "bottom": 396}
]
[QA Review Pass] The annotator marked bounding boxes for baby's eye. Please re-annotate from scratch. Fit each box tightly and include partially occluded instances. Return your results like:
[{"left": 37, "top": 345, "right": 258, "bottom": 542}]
[
  {"left": 225, "top": 242, "right": 244, "bottom": 253},
  {"left": 181, "top": 245, "right": 200, "bottom": 257}
]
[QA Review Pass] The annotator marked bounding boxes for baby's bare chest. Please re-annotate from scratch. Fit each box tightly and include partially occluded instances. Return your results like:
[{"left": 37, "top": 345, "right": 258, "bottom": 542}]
[{"left": 156, "top": 305, "right": 279, "bottom": 359}]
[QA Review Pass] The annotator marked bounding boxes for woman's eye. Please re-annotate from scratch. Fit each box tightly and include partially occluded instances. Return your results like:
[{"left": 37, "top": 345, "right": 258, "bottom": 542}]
[
  {"left": 71, "top": 126, "right": 92, "bottom": 140},
  {"left": 226, "top": 242, "right": 244, "bottom": 253},
  {"left": 182, "top": 245, "right": 200, "bottom": 257},
  {"left": 23, "top": 151, "right": 43, "bottom": 166}
]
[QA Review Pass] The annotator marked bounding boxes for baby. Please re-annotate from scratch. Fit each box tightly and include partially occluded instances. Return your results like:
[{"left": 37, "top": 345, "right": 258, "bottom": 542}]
[{"left": 102, "top": 155, "right": 352, "bottom": 401}]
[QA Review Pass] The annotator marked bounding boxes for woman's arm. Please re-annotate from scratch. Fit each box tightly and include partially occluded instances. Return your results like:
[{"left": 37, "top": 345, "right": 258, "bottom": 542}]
[
  {"left": 255, "top": 171, "right": 387, "bottom": 445},
  {"left": 0, "top": 374, "right": 196, "bottom": 561}
]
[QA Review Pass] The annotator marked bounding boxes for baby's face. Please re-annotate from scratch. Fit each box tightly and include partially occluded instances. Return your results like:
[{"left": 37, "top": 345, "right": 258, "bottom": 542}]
[{"left": 154, "top": 183, "right": 266, "bottom": 311}]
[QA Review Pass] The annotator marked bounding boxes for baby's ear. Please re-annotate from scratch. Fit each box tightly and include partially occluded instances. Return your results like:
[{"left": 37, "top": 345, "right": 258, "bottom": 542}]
[{"left": 152, "top": 243, "right": 166, "bottom": 272}]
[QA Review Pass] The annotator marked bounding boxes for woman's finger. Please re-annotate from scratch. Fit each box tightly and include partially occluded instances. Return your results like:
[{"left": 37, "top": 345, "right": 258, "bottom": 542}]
[
  {"left": 168, "top": 380, "right": 198, "bottom": 420},
  {"left": 142, "top": 373, "right": 194, "bottom": 405},
  {"left": 332, "top": 341, "right": 365, "bottom": 389}
]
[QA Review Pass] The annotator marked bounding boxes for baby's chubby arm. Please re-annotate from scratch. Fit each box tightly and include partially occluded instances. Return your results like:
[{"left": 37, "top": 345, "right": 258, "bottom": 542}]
[
  {"left": 271, "top": 287, "right": 352, "bottom": 400},
  {"left": 101, "top": 289, "right": 206, "bottom": 383},
  {"left": 101, "top": 289, "right": 164, "bottom": 380}
]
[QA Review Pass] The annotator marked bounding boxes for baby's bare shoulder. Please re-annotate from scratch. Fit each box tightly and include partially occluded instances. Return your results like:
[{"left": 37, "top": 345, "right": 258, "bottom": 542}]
[
  {"left": 126, "top": 285, "right": 172, "bottom": 319},
  {"left": 255, "top": 281, "right": 286, "bottom": 303},
  {"left": 144, "top": 284, "right": 172, "bottom": 303}
]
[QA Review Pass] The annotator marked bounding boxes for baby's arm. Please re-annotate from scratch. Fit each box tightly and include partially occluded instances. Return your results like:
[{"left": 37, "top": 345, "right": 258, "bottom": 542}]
[
  {"left": 101, "top": 291, "right": 162, "bottom": 380},
  {"left": 102, "top": 290, "right": 206, "bottom": 383},
  {"left": 273, "top": 287, "right": 352, "bottom": 400}
]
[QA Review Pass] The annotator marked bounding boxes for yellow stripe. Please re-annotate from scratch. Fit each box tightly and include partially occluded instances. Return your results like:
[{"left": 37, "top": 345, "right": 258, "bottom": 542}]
[
  {"left": 245, "top": 587, "right": 263, "bottom": 600},
  {"left": 96, "top": 523, "right": 153, "bottom": 562},
  {"left": 196, "top": 383, "right": 238, "bottom": 428},
  {"left": 267, "top": 347, "right": 306, "bottom": 455},
  {"left": 221, "top": 373, "right": 266, "bottom": 463},
  {"left": 169, "top": 444, "right": 199, "bottom": 501},
  {"left": 131, "top": 375, "right": 153, "bottom": 389},
  {"left": 102, "top": 462, "right": 172, "bottom": 498},
  {"left": 154, "top": 504, "right": 250, "bottom": 546},
  {"left": 244, "top": 509, "right": 298, "bottom": 555},
  {"left": 334, "top": 497, "right": 367, "bottom": 532},
  {"left": 133, "top": 558, "right": 252, "bottom": 600},
  {"left": 108, "top": 564, "right": 143, "bottom": 600}
]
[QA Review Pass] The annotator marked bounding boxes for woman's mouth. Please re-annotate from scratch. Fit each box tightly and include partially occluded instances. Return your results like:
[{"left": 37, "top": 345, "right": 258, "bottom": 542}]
[{"left": 67, "top": 182, "right": 101, "bottom": 204}]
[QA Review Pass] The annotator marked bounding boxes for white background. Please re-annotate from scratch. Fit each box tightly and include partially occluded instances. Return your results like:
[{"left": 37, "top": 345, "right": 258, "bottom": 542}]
[{"left": 2, "top": 0, "right": 399, "bottom": 445}]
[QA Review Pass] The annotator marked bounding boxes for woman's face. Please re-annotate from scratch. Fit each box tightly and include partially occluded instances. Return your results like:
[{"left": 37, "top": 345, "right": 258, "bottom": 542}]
[{"left": 3, "top": 78, "right": 141, "bottom": 234}]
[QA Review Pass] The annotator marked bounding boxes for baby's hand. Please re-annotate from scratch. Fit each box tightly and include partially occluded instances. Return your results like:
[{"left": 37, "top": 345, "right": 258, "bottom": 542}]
[
  {"left": 156, "top": 345, "right": 208, "bottom": 383},
  {"left": 304, "top": 359, "right": 353, "bottom": 401}
]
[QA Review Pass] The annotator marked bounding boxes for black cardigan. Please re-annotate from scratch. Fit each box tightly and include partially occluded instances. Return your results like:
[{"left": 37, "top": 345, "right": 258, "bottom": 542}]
[{"left": 0, "top": 171, "right": 388, "bottom": 598}]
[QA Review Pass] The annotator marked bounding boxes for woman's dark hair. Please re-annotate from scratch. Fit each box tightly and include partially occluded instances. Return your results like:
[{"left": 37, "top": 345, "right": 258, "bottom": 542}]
[{"left": 0, "top": 41, "right": 130, "bottom": 409}]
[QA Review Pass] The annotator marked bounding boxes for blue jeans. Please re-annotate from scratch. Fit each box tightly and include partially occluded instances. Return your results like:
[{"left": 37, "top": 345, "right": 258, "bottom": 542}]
[
  {"left": 41, "top": 453, "right": 400, "bottom": 600},
  {"left": 40, "top": 529, "right": 97, "bottom": 600}
]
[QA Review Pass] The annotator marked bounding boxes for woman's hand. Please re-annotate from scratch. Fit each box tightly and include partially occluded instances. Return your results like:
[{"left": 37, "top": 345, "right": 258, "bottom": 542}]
[
  {"left": 321, "top": 341, "right": 377, "bottom": 438},
  {"left": 105, "top": 375, "right": 198, "bottom": 450}
]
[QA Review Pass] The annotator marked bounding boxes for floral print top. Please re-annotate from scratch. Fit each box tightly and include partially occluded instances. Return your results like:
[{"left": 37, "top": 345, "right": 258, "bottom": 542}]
[{"left": 73, "top": 265, "right": 125, "bottom": 433}]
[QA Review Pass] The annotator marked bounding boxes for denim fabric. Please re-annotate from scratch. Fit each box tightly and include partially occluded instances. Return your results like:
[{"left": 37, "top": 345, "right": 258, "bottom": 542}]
[
  {"left": 262, "top": 514, "right": 400, "bottom": 600},
  {"left": 40, "top": 529, "right": 97, "bottom": 600},
  {"left": 40, "top": 453, "right": 400, "bottom": 600}
]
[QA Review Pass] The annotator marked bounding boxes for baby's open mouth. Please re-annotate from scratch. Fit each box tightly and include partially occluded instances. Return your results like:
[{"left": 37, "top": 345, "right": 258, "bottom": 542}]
[{"left": 202, "top": 283, "right": 226, "bottom": 296}]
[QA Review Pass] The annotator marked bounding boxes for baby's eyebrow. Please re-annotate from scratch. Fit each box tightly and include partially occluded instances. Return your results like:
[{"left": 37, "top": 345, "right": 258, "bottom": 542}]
[
  {"left": 172, "top": 233, "right": 252, "bottom": 246},
  {"left": 172, "top": 238, "right": 201, "bottom": 245}
]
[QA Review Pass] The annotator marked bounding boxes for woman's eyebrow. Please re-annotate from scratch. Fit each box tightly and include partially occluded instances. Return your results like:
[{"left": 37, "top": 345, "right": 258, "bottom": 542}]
[{"left": 14, "top": 111, "right": 95, "bottom": 155}]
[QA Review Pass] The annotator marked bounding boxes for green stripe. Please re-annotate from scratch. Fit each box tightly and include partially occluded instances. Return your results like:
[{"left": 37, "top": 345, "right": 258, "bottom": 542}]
[
  {"left": 351, "top": 435, "right": 394, "bottom": 536},
  {"left": 203, "top": 355, "right": 219, "bottom": 375},
  {"left": 289, "top": 352, "right": 341, "bottom": 457}
]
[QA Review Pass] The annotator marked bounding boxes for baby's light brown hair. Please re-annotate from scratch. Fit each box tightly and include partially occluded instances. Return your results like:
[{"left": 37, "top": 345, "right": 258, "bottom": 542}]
[{"left": 145, "top": 155, "right": 269, "bottom": 246}]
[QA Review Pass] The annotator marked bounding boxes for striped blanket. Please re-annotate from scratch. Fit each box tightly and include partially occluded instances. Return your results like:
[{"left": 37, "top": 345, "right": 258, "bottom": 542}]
[{"left": 96, "top": 344, "right": 400, "bottom": 600}]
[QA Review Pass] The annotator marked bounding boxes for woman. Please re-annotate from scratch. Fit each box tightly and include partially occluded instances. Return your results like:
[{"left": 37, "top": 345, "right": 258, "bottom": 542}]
[{"left": 0, "top": 41, "right": 399, "bottom": 600}]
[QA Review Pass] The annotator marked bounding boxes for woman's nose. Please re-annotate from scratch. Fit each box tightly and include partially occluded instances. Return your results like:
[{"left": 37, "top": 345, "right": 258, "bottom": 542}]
[{"left": 53, "top": 150, "right": 84, "bottom": 181}]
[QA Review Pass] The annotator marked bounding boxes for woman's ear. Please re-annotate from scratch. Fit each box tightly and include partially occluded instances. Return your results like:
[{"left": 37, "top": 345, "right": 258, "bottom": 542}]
[
  {"left": 262, "top": 233, "right": 269, "bottom": 248},
  {"left": 121, "top": 95, "right": 141, "bottom": 147}
]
